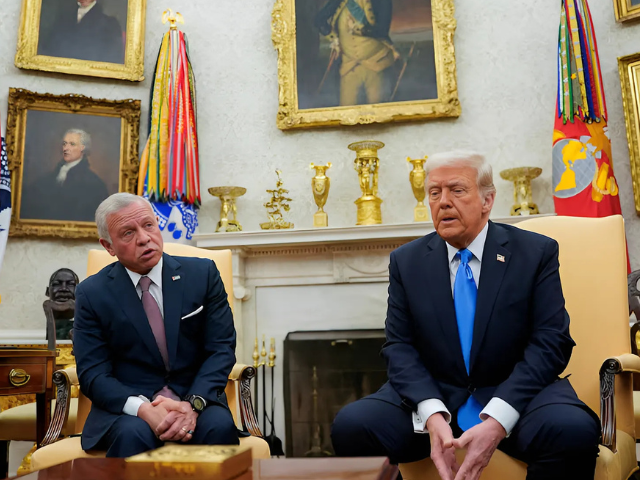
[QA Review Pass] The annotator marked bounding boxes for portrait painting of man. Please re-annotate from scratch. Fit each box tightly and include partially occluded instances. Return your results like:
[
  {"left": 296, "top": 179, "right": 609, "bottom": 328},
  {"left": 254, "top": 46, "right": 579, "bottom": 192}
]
[
  {"left": 19, "top": 111, "right": 121, "bottom": 223},
  {"left": 296, "top": 0, "right": 436, "bottom": 109},
  {"left": 37, "top": 0, "right": 128, "bottom": 64}
]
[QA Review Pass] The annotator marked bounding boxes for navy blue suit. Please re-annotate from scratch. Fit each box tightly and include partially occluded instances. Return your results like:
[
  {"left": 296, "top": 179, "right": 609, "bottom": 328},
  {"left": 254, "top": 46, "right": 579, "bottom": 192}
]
[
  {"left": 74, "top": 254, "right": 239, "bottom": 456},
  {"left": 332, "top": 222, "right": 600, "bottom": 479}
]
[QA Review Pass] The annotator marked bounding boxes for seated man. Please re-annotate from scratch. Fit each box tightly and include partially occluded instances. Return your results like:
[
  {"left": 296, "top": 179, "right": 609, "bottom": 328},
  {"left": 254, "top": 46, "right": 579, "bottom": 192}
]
[
  {"left": 331, "top": 152, "right": 600, "bottom": 480},
  {"left": 74, "top": 193, "right": 239, "bottom": 457}
]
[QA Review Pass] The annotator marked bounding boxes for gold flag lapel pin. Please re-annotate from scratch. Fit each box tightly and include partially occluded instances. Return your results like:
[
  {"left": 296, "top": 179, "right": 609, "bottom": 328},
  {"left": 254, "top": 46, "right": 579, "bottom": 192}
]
[{"left": 496, "top": 254, "right": 505, "bottom": 263}]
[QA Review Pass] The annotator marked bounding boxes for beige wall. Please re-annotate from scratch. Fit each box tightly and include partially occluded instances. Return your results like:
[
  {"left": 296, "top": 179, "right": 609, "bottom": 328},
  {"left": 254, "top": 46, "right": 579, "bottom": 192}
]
[{"left": 1, "top": 0, "right": 639, "bottom": 331}]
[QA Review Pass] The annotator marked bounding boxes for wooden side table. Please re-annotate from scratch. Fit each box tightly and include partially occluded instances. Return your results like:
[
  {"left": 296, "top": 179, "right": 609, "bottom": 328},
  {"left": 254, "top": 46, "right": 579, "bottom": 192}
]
[{"left": 0, "top": 348, "right": 56, "bottom": 478}]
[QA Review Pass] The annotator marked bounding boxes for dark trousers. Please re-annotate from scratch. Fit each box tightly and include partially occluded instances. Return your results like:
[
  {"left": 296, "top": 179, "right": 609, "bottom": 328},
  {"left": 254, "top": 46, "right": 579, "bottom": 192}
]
[
  {"left": 331, "top": 396, "right": 600, "bottom": 480},
  {"left": 101, "top": 403, "right": 239, "bottom": 458}
]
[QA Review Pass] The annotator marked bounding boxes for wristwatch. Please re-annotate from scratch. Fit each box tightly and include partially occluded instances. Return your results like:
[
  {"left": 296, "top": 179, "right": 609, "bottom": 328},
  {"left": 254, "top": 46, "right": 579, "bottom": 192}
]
[{"left": 184, "top": 394, "right": 207, "bottom": 413}]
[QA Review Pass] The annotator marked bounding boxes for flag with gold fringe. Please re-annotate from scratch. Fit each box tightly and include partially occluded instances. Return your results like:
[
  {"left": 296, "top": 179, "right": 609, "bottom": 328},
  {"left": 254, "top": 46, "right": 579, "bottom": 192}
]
[
  {"left": 552, "top": 0, "right": 622, "bottom": 219},
  {"left": 138, "top": 11, "right": 199, "bottom": 242}
]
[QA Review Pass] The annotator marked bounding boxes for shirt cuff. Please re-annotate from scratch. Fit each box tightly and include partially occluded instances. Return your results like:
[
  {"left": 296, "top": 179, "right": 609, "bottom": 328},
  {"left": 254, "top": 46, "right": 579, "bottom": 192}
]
[
  {"left": 480, "top": 397, "right": 520, "bottom": 436},
  {"left": 122, "top": 395, "right": 150, "bottom": 416},
  {"left": 412, "top": 399, "right": 451, "bottom": 434}
]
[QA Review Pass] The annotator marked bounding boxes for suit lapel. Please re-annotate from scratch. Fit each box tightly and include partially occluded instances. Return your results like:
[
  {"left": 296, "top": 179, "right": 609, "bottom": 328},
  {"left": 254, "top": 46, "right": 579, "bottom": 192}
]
[
  {"left": 423, "top": 235, "right": 468, "bottom": 378},
  {"left": 108, "top": 262, "right": 165, "bottom": 367},
  {"left": 162, "top": 253, "right": 183, "bottom": 370},
  {"left": 470, "top": 221, "right": 510, "bottom": 372}
]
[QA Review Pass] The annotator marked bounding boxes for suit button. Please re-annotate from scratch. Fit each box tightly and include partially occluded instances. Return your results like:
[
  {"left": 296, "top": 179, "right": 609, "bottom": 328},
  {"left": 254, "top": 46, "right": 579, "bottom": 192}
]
[{"left": 468, "top": 384, "right": 476, "bottom": 393}]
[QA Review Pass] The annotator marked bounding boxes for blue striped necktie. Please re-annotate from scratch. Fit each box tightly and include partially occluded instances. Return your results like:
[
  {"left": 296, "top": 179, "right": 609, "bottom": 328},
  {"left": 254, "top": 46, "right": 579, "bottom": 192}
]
[{"left": 454, "top": 249, "right": 483, "bottom": 430}]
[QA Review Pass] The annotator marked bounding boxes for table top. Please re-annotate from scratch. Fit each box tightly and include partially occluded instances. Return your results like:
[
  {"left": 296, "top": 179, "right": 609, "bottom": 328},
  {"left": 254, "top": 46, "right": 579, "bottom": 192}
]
[{"left": 13, "top": 457, "right": 397, "bottom": 480}]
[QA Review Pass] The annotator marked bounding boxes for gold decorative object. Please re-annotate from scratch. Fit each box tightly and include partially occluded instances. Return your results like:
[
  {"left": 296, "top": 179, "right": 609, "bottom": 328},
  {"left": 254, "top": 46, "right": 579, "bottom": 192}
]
[
  {"left": 161, "top": 8, "right": 184, "bottom": 29},
  {"left": 407, "top": 156, "right": 429, "bottom": 222},
  {"left": 271, "top": 0, "right": 459, "bottom": 130},
  {"left": 268, "top": 337, "right": 276, "bottom": 368},
  {"left": 260, "top": 170, "right": 294, "bottom": 230},
  {"left": 9, "top": 369, "right": 30, "bottom": 387},
  {"left": 304, "top": 366, "right": 331, "bottom": 457},
  {"left": 208, "top": 187, "right": 246, "bottom": 233},
  {"left": 349, "top": 141, "right": 384, "bottom": 225},
  {"left": 619, "top": 52, "right": 640, "bottom": 214},
  {"left": 5, "top": 88, "right": 141, "bottom": 239},
  {"left": 15, "top": 0, "right": 146, "bottom": 81},
  {"left": 310, "top": 163, "right": 331, "bottom": 228},
  {"left": 500, "top": 167, "right": 542, "bottom": 216},
  {"left": 613, "top": 0, "right": 640, "bottom": 22},
  {"left": 125, "top": 444, "right": 252, "bottom": 480}
]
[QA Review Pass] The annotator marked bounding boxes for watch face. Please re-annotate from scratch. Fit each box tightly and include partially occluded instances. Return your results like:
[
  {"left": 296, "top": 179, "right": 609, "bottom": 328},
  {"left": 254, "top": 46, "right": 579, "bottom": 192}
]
[{"left": 193, "top": 397, "right": 205, "bottom": 411}]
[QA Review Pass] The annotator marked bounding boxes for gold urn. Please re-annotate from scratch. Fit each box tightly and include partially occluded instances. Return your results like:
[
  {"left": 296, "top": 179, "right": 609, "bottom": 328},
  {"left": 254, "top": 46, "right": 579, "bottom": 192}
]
[
  {"left": 407, "top": 156, "right": 429, "bottom": 222},
  {"left": 499, "top": 167, "right": 542, "bottom": 216},
  {"left": 349, "top": 140, "right": 384, "bottom": 225},
  {"left": 310, "top": 163, "right": 331, "bottom": 227},
  {"left": 208, "top": 186, "right": 246, "bottom": 232}
]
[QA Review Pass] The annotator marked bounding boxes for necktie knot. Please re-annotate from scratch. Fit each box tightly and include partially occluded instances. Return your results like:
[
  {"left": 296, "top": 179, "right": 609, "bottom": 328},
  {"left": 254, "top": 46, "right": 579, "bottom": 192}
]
[
  {"left": 139, "top": 276, "right": 152, "bottom": 293},
  {"left": 457, "top": 248, "right": 473, "bottom": 265}
]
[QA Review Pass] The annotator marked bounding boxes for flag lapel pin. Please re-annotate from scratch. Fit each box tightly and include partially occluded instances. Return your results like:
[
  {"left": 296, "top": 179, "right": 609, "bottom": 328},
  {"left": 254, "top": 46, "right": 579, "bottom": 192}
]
[
  {"left": 496, "top": 254, "right": 505, "bottom": 263},
  {"left": 172, "top": 275, "right": 181, "bottom": 281}
]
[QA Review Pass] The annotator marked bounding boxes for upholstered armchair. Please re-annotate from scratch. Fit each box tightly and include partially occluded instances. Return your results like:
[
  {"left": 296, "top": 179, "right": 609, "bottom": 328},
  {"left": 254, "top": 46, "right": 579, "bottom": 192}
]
[
  {"left": 399, "top": 215, "right": 639, "bottom": 480},
  {"left": 29, "top": 244, "right": 269, "bottom": 471}
]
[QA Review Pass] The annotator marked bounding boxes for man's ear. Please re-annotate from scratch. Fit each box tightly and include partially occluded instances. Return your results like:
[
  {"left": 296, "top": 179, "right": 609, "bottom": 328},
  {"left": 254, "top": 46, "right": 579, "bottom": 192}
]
[
  {"left": 45, "top": 287, "right": 50, "bottom": 297},
  {"left": 99, "top": 238, "right": 117, "bottom": 257},
  {"left": 482, "top": 191, "right": 496, "bottom": 214}
]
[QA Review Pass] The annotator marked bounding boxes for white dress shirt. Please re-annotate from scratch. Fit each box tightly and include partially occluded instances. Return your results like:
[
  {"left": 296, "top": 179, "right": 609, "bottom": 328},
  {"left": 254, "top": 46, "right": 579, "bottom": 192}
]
[
  {"left": 56, "top": 159, "right": 81, "bottom": 185},
  {"left": 412, "top": 223, "right": 520, "bottom": 435},
  {"left": 122, "top": 257, "right": 164, "bottom": 416},
  {"left": 77, "top": 1, "right": 97, "bottom": 23}
]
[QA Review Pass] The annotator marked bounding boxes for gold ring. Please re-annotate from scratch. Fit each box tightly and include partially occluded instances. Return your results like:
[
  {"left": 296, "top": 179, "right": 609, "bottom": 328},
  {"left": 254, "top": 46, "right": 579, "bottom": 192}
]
[{"left": 181, "top": 427, "right": 188, "bottom": 432}]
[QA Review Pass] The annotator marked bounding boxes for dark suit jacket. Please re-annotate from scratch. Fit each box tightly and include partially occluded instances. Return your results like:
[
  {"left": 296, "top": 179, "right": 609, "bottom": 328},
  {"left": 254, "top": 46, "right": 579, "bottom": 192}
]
[
  {"left": 315, "top": 0, "right": 393, "bottom": 40},
  {"left": 374, "top": 221, "right": 591, "bottom": 431},
  {"left": 21, "top": 157, "right": 108, "bottom": 222},
  {"left": 74, "top": 254, "right": 236, "bottom": 450},
  {"left": 39, "top": 2, "right": 124, "bottom": 64}
]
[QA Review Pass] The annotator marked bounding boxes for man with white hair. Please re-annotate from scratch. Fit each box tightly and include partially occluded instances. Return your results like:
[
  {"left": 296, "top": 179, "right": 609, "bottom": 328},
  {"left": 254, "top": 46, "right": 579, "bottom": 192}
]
[
  {"left": 21, "top": 129, "right": 108, "bottom": 222},
  {"left": 331, "top": 152, "right": 600, "bottom": 479},
  {"left": 73, "top": 193, "right": 240, "bottom": 457}
]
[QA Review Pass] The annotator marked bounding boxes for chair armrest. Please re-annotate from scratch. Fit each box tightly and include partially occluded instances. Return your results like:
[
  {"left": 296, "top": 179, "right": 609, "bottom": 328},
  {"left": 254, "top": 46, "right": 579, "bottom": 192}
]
[
  {"left": 599, "top": 354, "right": 640, "bottom": 452},
  {"left": 227, "top": 364, "right": 262, "bottom": 437},
  {"left": 39, "top": 367, "right": 76, "bottom": 447}
]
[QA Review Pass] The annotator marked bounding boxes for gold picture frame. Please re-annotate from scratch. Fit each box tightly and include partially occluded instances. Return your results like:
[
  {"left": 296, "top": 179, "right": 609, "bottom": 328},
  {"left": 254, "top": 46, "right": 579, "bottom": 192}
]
[
  {"left": 619, "top": 52, "right": 640, "bottom": 214},
  {"left": 271, "top": 0, "right": 460, "bottom": 130},
  {"left": 613, "top": 0, "right": 640, "bottom": 23},
  {"left": 15, "top": 0, "right": 146, "bottom": 81},
  {"left": 6, "top": 88, "right": 141, "bottom": 238}
]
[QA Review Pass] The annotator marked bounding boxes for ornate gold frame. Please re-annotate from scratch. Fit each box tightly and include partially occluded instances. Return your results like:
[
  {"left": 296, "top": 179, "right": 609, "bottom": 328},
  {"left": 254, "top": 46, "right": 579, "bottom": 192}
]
[
  {"left": 619, "top": 52, "right": 640, "bottom": 214},
  {"left": 6, "top": 88, "right": 141, "bottom": 239},
  {"left": 271, "top": 0, "right": 460, "bottom": 130},
  {"left": 613, "top": 0, "right": 640, "bottom": 22},
  {"left": 15, "top": 0, "right": 146, "bottom": 81}
]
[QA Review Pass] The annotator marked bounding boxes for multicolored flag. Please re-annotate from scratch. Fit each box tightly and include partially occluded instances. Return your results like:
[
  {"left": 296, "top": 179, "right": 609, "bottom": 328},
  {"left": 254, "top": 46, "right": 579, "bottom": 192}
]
[
  {"left": 138, "top": 11, "right": 200, "bottom": 242},
  {"left": 0, "top": 124, "right": 11, "bottom": 278},
  {"left": 552, "top": 0, "right": 622, "bottom": 220}
]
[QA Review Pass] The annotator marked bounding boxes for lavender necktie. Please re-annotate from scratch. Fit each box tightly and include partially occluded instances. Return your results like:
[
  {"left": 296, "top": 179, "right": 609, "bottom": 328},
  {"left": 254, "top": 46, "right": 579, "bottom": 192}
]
[{"left": 139, "top": 276, "right": 180, "bottom": 401}]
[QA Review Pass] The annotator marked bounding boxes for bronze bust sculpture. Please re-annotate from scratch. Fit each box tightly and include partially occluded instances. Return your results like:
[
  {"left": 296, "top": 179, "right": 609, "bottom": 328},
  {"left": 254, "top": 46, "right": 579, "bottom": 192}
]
[{"left": 44, "top": 268, "right": 78, "bottom": 346}]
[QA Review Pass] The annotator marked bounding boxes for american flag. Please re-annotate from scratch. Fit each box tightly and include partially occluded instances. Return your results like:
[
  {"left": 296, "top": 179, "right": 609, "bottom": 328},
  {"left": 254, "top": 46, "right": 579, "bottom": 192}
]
[{"left": 0, "top": 135, "right": 10, "bottom": 276}]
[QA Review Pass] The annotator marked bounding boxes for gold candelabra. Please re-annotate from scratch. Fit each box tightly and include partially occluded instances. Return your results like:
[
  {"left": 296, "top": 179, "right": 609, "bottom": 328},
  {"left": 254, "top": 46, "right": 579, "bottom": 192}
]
[
  {"left": 407, "top": 156, "right": 429, "bottom": 222},
  {"left": 349, "top": 140, "right": 384, "bottom": 225},
  {"left": 500, "top": 167, "right": 542, "bottom": 216},
  {"left": 208, "top": 186, "right": 246, "bottom": 232},
  {"left": 260, "top": 170, "right": 294, "bottom": 230},
  {"left": 310, "top": 163, "right": 331, "bottom": 228}
]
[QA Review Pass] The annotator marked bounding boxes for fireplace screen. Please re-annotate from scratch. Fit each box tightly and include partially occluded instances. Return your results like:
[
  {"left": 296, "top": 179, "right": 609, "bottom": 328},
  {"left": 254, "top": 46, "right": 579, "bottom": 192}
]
[{"left": 283, "top": 329, "right": 387, "bottom": 457}]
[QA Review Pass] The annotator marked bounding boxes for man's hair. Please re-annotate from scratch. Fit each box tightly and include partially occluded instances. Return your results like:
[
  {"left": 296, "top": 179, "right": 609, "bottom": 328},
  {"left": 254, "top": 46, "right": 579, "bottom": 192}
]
[
  {"left": 95, "top": 193, "right": 152, "bottom": 242},
  {"left": 64, "top": 129, "right": 92, "bottom": 156},
  {"left": 425, "top": 151, "right": 497, "bottom": 200},
  {"left": 48, "top": 268, "right": 79, "bottom": 286}
]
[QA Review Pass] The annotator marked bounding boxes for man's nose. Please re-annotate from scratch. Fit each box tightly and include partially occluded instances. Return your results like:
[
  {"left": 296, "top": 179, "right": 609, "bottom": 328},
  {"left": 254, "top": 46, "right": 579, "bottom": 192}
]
[
  {"left": 439, "top": 189, "right": 453, "bottom": 207},
  {"left": 136, "top": 230, "right": 151, "bottom": 245}
]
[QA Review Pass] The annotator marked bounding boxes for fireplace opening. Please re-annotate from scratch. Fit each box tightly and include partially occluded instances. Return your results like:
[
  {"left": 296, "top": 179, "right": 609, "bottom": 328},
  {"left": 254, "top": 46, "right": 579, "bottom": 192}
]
[{"left": 283, "top": 329, "right": 387, "bottom": 457}]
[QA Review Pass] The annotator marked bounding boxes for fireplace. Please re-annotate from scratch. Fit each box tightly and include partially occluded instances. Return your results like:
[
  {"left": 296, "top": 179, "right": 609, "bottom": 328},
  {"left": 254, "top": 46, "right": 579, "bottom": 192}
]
[{"left": 283, "top": 329, "right": 387, "bottom": 457}]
